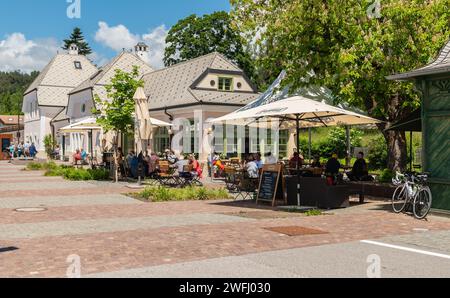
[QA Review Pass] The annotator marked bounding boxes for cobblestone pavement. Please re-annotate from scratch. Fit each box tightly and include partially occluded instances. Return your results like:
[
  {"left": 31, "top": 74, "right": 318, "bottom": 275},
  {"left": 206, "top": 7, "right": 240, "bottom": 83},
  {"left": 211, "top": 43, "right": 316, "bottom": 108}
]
[{"left": 0, "top": 161, "right": 449, "bottom": 278}]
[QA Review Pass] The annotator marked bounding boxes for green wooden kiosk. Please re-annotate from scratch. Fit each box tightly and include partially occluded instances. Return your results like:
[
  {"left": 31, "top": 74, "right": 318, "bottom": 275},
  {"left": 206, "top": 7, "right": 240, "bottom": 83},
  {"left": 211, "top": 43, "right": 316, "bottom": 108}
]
[{"left": 388, "top": 40, "right": 450, "bottom": 211}]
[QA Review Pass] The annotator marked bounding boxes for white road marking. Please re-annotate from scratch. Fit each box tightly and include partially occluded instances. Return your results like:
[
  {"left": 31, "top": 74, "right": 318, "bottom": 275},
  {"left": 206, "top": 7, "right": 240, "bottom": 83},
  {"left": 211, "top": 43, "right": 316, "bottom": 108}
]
[{"left": 361, "top": 240, "right": 450, "bottom": 260}]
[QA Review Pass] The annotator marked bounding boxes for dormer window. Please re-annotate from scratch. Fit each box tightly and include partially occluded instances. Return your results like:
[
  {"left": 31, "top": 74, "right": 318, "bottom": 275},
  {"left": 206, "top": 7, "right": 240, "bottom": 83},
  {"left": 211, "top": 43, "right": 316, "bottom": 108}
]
[
  {"left": 74, "top": 61, "right": 82, "bottom": 69},
  {"left": 218, "top": 77, "right": 233, "bottom": 92}
]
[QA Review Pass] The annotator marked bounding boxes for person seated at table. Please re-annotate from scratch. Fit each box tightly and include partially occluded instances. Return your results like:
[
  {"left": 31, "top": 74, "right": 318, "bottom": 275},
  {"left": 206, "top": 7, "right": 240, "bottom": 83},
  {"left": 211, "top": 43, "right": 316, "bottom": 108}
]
[
  {"left": 289, "top": 151, "right": 304, "bottom": 169},
  {"left": 148, "top": 152, "right": 160, "bottom": 177},
  {"left": 52, "top": 145, "right": 61, "bottom": 160},
  {"left": 245, "top": 155, "right": 259, "bottom": 179},
  {"left": 254, "top": 153, "right": 264, "bottom": 169},
  {"left": 325, "top": 154, "right": 342, "bottom": 184},
  {"left": 73, "top": 149, "right": 82, "bottom": 165},
  {"left": 189, "top": 154, "right": 203, "bottom": 179},
  {"left": 311, "top": 155, "right": 322, "bottom": 168},
  {"left": 347, "top": 152, "right": 373, "bottom": 181},
  {"left": 264, "top": 152, "right": 278, "bottom": 165},
  {"left": 164, "top": 149, "right": 178, "bottom": 164},
  {"left": 172, "top": 154, "right": 190, "bottom": 177},
  {"left": 80, "top": 148, "right": 88, "bottom": 163},
  {"left": 212, "top": 152, "right": 225, "bottom": 176}
]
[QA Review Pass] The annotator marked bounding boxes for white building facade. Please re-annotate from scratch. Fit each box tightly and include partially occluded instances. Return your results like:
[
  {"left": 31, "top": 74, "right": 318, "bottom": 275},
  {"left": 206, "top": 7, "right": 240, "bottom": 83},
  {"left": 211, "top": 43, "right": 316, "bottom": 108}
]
[{"left": 22, "top": 45, "right": 98, "bottom": 156}]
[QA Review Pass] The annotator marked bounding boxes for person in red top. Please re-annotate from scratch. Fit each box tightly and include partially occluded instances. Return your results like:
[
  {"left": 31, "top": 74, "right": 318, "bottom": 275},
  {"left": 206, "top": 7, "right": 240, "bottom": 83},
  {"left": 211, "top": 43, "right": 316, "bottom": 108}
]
[
  {"left": 73, "top": 149, "right": 82, "bottom": 165},
  {"left": 189, "top": 154, "right": 203, "bottom": 179}
]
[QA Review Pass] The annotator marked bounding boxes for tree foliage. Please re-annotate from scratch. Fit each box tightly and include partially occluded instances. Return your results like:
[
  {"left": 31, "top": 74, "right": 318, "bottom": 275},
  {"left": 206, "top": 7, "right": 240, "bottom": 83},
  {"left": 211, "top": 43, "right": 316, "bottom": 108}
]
[
  {"left": 164, "top": 11, "right": 255, "bottom": 85},
  {"left": 93, "top": 66, "right": 143, "bottom": 135},
  {"left": 62, "top": 27, "right": 92, "bottom": 55},
  {"left": 230, "top": 0, "right": 450, "bottom": 170},
  {"left": 0, "top": 71, "right": 39, "bottom": 115}
]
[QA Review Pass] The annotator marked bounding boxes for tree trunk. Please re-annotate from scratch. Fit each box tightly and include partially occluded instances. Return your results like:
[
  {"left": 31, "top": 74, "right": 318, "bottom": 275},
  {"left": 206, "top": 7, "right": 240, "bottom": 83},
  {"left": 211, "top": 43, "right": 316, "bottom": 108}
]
[
  {"left": 369, "top": 93, "right": 410, "bottom": 172},
  {"left": 113, "top": 131, "right": 119, "bottom": 183},
  {"left": 382, "top": 129, "right": 408, "bottom": 172}
]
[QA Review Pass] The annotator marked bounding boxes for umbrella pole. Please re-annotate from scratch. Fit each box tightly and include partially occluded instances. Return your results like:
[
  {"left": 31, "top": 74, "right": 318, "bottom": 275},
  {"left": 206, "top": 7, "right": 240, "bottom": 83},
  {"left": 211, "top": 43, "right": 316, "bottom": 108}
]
[
  {"left": 296, "top": 114, "right": 301, "bottom": 207},
  {"left": 410, "top": 131, "right": 413, "bottom": 172},
  {"left": 90, "top": 130, "right": 94, "bottom": 161},
  {"left": 308, "top": 127, "right": 312, "bottom": 163},
  {"left": 346, "top": 126, "right": 351, "bottom": 168}
]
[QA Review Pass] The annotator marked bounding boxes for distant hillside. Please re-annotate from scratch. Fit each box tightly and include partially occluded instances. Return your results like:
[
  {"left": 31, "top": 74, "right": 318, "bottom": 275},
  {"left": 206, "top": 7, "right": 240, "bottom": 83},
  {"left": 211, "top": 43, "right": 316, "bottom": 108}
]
[{"left": 0, "top": 71, "right": 39, "bottom": 115}]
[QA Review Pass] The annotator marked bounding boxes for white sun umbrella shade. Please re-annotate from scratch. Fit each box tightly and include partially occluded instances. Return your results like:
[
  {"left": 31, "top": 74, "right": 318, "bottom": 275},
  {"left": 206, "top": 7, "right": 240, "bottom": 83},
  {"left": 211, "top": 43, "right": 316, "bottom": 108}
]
[
  {"left": 59, "top": 118, "right": 103, "bottom": 133},
  {"left": 210, "top": 96, "right": 381, "bottom": 128}
]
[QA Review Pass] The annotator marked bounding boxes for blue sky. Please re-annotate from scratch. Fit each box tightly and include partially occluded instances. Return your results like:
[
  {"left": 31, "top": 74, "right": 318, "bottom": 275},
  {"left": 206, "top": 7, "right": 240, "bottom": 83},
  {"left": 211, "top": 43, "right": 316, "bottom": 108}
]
[{"left": 0, "top": 0, "right": 231, "bottom": 72}]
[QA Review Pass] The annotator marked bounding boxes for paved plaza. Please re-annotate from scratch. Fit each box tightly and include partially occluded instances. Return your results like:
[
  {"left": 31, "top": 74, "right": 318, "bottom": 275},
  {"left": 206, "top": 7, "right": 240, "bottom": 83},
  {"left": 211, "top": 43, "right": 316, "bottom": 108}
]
[{"left": 0, "top": 161, "right": 449, "bottom": 278}]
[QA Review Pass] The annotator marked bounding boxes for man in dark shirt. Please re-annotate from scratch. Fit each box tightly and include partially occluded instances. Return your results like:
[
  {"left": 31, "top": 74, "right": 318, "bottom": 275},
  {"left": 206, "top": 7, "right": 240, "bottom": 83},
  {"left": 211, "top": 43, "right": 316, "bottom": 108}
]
[
  {"left": 348, "top": 152, "right": 369, "bottom": 181},
  {"left": 326, "top": 154, "right": 341, "bottom": 176}
]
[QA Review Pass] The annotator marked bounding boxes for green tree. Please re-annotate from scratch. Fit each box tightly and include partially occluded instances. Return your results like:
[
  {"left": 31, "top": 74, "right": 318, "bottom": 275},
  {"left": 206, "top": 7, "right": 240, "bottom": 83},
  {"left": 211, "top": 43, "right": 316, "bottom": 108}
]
[
  {"left": 231, "top": 0, "right": 450, "bottom": 171},
  {"left": 0, "top": 71, "right": 39, "bottom": 115},
  {"left": 164, "top": 11, "right": 255, "bottom": 85},
  {"left": 43, "top": 134, "right": 56, "bottom": 159},
  {"left": 93, "top": 66, "right": 143, "bottom": 181},
  {"left": 62, "top": 27, "right": 92, "bottom": 55}
]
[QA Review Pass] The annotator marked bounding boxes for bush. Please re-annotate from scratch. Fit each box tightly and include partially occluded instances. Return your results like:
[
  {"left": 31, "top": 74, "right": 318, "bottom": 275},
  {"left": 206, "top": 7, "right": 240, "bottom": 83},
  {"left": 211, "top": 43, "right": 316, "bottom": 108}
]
[
  {"left": 63, "top": 168, "right": 93, "bottom": 181},
  {"left": 308, "top": 127, "right": 363, "bottom": 159},
  {"left": 378, "top": 169, "right": 395, "bottom": 183},
  {"left": 136, "top": 186, "right": 231, "bottom": 202},
  {"left": 44, "top": 167, "right": 68, "bottom": 177},
  {"left": 87, "top": 169, "right": 110, "bottom": 181},
  {"left": 368, "top": 135, "right": 388, "bottom": 170},
  {"left": 43, "top": 134, "right": 56, "bottom": 159},
  {"left": 26, "top": 162, "right": 44, "bottom": 171}
]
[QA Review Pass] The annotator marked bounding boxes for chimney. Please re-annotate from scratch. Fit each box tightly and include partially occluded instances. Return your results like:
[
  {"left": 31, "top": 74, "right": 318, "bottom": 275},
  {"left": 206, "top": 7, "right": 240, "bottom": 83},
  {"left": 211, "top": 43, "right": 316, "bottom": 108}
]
[
  {"left": 134, "top": 42, "right": 149, "bottom": 60},
  {"left": 69, "top": 43, "right": 79, "bottom": 55}
]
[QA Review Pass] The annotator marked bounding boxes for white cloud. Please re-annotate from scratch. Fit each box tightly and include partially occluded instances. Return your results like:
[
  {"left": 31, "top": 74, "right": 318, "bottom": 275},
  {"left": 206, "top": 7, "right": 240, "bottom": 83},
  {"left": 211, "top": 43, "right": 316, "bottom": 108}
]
[
  {"left": 95, "top": 22, "right": 168, "bottom": 69},
  {"left": 94, "top": 22, "right": 140, "bottom": 52},
  {"left": 0, "top": 33, "right": 59, "bottom": 73},
  {"left": 87, "top": 51, "right": 109, "bottom": 68}
]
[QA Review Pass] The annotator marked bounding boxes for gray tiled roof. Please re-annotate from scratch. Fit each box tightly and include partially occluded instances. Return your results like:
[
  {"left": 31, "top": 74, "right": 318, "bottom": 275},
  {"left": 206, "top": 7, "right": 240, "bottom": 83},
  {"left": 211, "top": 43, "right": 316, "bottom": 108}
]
[
  {"left": 24, "top": 53, "right": 98, "bottom": 106},
  {"left": 143, "top": 52, "right": 257, "bottom": 110},
  {"left": 53, "top": 108, "right": 70, "bottom": 122},
  {"left": 190, "top": 89, "right": 258, "bottom": 105},
  {"left": 388, "top": 40, "right": 450, "bottom": 80},
  {"left": 70, "top": 51, "right": 153, "bottom": 97}
]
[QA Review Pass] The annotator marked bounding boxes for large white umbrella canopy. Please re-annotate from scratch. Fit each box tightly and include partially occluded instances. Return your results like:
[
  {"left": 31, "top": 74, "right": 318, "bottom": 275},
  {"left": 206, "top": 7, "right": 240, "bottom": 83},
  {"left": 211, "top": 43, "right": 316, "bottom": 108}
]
[
  {"left": 59, "top": 118, "right": 102, "bottom": 133},
  {"left": 211, "top": 95, "right": 380, "bottom": 128}
]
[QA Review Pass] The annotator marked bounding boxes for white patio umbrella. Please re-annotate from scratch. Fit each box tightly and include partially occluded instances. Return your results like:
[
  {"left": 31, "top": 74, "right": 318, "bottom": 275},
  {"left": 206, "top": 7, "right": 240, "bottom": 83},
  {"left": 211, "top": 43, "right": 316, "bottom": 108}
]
[
  {"left": 212, "top": 96, "right": 380, "bottom": 127},
  {"left": 134, "top": 87, "right": 172, "bottom": 154},
  {"left": 60, "top": 119, "right": 103, "bottom": 158}
]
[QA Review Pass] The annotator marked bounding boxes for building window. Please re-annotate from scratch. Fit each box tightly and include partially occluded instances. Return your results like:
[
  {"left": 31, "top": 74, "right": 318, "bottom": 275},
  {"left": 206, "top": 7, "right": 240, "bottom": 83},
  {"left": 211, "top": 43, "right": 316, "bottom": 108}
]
[
  {"left": 74, "top": 61, "right": 82, "bottom": 69},
  {"left": 237, "top": 82, "right": 242, "bottom": 89},
  {"left": 218, "top": 77, "right": 233, "bottom": 91},
  {"left": 210, "top": 80, "right": 216, "bottom": 87},
  {"left": 81, "top": 103, "right": 86, "bottom": 114}
]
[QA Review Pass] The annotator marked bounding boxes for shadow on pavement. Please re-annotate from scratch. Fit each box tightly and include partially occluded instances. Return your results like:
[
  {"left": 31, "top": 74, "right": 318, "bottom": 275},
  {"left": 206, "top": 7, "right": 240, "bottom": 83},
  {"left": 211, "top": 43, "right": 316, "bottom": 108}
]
[{"left": 0, "top": 247, "right": 19, "bottom": 253}]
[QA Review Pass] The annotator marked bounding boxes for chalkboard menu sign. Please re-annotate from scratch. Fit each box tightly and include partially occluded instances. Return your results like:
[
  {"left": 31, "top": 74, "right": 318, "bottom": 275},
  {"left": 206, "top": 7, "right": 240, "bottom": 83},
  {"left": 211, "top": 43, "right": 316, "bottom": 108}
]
[{"left": 257, "top": 164, "right": 285, "bottom": 206}]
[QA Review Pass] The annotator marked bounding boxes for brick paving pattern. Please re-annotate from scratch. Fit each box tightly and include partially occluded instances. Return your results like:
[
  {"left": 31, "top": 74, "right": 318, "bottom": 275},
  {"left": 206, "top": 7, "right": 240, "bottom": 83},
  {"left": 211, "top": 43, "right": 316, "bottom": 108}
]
[{"left": 0, "top": 161, "right": 449, "bottom": 277}]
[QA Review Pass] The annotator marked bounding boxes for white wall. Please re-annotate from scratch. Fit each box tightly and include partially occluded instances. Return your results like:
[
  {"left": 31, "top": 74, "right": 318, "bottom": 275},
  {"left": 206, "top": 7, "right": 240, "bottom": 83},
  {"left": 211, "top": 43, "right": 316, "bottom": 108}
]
[
  {"left": 23, "top": 91, "right": 42, "bottom": 150},
  {"left": 67, "top": 89, "right": 94, "bottom": 122}
]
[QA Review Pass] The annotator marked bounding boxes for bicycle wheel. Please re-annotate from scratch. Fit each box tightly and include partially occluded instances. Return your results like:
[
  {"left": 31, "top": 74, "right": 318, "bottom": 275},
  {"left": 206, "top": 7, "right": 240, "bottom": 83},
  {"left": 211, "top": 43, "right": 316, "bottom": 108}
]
[
  {"left": 413, "top": 187, "right": 432, "bottom": 220},
  {"left": 392, "top": 184, "right": 407, "bottom": 213}
]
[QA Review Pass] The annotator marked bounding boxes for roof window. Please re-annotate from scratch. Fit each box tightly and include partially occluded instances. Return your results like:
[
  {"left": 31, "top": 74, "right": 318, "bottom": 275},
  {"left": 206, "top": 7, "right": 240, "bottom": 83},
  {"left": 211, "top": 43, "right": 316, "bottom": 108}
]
[{"left": 74, "top": 61, "right": 82, "bottom": 69}]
